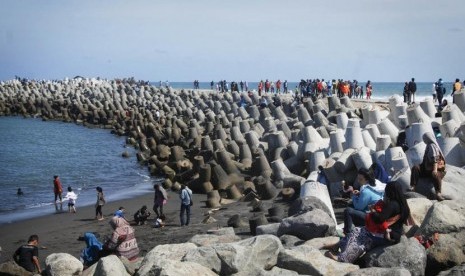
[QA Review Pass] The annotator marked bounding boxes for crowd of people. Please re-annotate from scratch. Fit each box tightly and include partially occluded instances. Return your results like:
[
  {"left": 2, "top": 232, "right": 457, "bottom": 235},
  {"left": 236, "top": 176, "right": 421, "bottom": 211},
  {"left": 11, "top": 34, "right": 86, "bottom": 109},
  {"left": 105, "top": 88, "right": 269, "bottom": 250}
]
[{"left": 323, "top": 131, "right": 446, "bottom": 264}]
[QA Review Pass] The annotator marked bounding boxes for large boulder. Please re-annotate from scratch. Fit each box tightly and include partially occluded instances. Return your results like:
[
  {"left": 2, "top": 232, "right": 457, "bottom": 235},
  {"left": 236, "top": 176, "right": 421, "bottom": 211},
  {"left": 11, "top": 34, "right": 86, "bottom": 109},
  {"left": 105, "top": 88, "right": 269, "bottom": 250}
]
[
  {"left": 147, "top": 259, "right": 216, "bottom": 276},
  {"left": 302, "top": 236, "right": 340, "bottom": 250},
  {"left": 279, "top": 234, "right": 303, "bottom": 249},
  {"left": 345, "top": 267, "right": 411, "bottom": 276},
  {"left": 182, "top": 235, "right": 282, "bottom": 275},
  {"left": 136, "top": 243, "right": 197, "bottom": 276},
  {"left": 425, "top": 231, "right": 465, "bottom": 276},
  {"left": 189, "top": 233, "right": 241, "bottom": 247},
  {"left": 256, "top": 223, "right": 280, "bottom": 236},
  {"left": 364, "top": 236, "right": 427, "bottom": 276},
  {"left": 288, "top": 196, "right": 332, "bottom": 218},
  {"left": 0, "top": 261, "right": 34, "bottom": 276},
  {"left": 438, "top": 264, "right": 465, "bottom": 276},
  {"left": 44, "top": 253, "right": 83, "bottom": 276},
  {"left": 94, "top": 255, "right": 130, "bottom": 276},
  {"left": 232, "top": 266, "right": 302, "bottom": 276},
  {"left": 415, "top": 165, "right": 465, "bottom": 200},
  {"left": 277, "top": 209, "right": 336, "bottom": 240},
  {"left": 407, "top": 198, "right": 433, "bottom": 226},
  {"left": 416, "top": 202, "right": 465, "bottom": 237},
  {"left": 277, "top": 245, "right": 359, "bottom": 275}
]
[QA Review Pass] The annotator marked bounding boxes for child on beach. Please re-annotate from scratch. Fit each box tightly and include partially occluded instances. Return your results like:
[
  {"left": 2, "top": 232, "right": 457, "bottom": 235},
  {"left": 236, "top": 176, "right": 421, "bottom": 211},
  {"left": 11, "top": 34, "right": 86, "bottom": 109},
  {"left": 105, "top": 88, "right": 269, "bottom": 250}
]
[
  {"left": 154, "top": 214, "right": 166, "bottom": 228},
  {"left": 134, "top": 205, "right": 151, "bottom": 225},
  {"left": 64, "top": 186, "right": 78, "bottom": 213}
]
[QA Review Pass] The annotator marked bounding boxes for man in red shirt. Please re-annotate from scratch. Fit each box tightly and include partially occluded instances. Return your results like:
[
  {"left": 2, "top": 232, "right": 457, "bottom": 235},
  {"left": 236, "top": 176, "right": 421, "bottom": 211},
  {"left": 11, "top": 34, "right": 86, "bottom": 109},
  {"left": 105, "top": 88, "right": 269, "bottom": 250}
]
[{"left": 53, "top": 175, "right": 63, "bottom": 203}]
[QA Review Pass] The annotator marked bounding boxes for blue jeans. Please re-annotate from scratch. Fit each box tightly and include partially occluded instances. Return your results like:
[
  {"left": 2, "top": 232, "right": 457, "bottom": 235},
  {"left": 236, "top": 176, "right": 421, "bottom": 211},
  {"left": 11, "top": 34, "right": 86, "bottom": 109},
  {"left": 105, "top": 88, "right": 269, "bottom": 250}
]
[
  {"left": 180, "top": 204, "right": 191, "bottom": 226},
  {"left": 343, "top": 207, "right": 367, "bottom": 234}
]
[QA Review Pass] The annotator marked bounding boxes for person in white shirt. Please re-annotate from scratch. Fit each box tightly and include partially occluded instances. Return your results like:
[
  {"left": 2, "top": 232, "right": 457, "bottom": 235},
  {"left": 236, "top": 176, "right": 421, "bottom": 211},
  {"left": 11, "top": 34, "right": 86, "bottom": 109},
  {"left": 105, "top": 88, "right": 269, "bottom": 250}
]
[
  {"left": 179, "top": 185, "right": 193, "bottom": 226},
  {"left": 64, "top": 186, "right": 78, "bottom": 213}
]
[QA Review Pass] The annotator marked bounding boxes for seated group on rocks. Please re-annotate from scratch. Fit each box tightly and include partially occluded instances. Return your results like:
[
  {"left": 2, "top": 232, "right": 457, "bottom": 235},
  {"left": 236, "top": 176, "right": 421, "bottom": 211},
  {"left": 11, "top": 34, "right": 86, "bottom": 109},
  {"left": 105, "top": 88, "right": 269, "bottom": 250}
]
[{"left": 325, "top": 132, "right": 446, "bottom": 263}]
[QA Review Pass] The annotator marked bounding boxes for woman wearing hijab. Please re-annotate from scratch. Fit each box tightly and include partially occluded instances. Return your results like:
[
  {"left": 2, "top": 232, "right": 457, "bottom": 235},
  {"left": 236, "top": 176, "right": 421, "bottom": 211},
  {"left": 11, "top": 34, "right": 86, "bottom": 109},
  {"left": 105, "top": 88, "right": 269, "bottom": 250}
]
[
  {"left": 105, "top": 216, "right": 139, "bottom": 261},
  {"left": 325, "top": 181, "right": 411, "bottom": 263},
  {"left": 80, "top": 232, "right": 102, "bottom": 268},
  {"left": 410, "top": 132, "right": 446, "bottom": 201},
  {"left": 369, "top": 161, "right": 390, "bottom": 184}
]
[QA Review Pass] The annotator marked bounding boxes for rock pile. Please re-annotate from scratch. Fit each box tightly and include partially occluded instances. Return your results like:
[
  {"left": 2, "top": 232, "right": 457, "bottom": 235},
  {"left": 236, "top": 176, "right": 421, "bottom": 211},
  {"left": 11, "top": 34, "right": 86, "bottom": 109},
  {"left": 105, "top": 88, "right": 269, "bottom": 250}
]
[{"left": 1, "top": 79, "right": 465, "bottom": 275}]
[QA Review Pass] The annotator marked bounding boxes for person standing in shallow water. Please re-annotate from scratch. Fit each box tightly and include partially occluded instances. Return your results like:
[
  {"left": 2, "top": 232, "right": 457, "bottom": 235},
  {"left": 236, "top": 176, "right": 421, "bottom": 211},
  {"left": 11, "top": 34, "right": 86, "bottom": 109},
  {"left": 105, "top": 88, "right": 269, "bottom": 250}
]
[
  {"left": 179, "top": 184, "right": 193, "bottom": 226},
  {"left": 53, "top": 175, "right": 63, "bottom": 203},
  {"left": 95, "top": 186, "right": 106, "bottom": 220}
]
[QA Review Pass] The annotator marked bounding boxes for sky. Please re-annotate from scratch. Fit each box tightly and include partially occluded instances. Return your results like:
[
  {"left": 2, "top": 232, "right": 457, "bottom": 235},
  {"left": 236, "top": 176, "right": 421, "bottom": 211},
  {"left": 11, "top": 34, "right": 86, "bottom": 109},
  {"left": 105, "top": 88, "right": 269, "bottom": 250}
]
[{"left": 1, "top": 0, "right": 464, "bottom": 82}]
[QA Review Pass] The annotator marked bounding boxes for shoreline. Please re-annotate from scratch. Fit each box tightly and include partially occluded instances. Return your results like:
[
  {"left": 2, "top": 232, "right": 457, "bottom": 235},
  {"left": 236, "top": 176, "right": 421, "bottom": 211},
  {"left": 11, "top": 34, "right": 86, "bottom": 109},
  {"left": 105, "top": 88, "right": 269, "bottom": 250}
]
[{"left": 0, "top": 189, "right": 223, "bottom": 266}]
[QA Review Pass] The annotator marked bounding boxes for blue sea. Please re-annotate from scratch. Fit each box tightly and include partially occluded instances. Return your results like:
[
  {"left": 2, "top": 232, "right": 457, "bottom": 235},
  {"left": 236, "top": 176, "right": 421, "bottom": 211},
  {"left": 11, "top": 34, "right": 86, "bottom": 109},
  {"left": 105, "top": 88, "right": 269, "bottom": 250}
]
[
  {"left": 0, "top": 117, "right": 154, "bottom": 224},
  {"left": 155, "top": 81, "right": 454, "bottom": 102}
]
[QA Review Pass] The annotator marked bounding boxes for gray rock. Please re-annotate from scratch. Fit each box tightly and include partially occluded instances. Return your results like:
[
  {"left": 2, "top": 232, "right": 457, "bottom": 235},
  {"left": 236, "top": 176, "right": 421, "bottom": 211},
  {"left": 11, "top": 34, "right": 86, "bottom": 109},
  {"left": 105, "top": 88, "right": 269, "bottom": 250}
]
[
  {"left": 407, "top": 198, "right": 433, "bottom": 226},
  {"left": 0, "top": 260, "right": 34, "bottom": 276},
  {"left": 120, "top": 256, "right": 142, "bottom": 275},
  {"left": 94, "top": 255, "right": 130, "bottom": 276},
  {"left": 288, "top": 196, "right": 332, "bottom": 218},
  {"left": 417, "top": 201, "right": 465, "bottom": 237},
  {"left": 44, "top": 253, "right": 83, "bottom": 276},
  {"left": 232, "top": 266, "right": 303, "bottom": 276},
  {"left": 426, "top": 231, "right": 465, "bottom": 276},
  {"left": 136, "top": 243, "right": 197, "bottom": 276},
  {"left": 364, "top": 236, "right": 426, "bottom": 276},
  {"left": 438, "top": 263, "right": 465, "bottom": 276},
  {"left": 182, "top": 234, "right": 283, "bottom": 275},
  {"left": 148, "top": 260, "right": 216, "bottom": 276},
  {"left": 302, "top": 236, "right": 340, "bottom": 250},
  {"left": 415, "top": 166, "right": 465, "bottom": 200},
  {"left": 206, "top": 227, "right": 236, "bottom": 236},
  {"left": 279, "top": 234, "right": 303, "bottom": 249},
  {"left": 345, "top": 267, "right": 411, "bottom": 276},
  {"left": 277, "top": 209, "right": 336, "bottom": 240},
  {"left": 256, "top": 223, "right": 280, "bottom": 236},
  {"left": 189, "top": 233, "right": 241, "bottom": 247},
  {"left": 277, "top": 245, "right": 359, "bottom": 275}
]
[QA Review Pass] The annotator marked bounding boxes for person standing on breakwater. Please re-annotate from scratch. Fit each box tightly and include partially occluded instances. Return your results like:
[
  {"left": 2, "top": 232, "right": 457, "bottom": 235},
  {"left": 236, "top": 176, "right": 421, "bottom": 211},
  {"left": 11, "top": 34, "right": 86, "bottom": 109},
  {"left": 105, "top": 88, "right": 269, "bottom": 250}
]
[
  {"left": 179, "top": 184, "right": 193, "bottom": 226},
  {"left": 153, "top": 184, "right": 167, "bottom": 218},
  {"left": 366, "top": 81, "right": 373, "bottom": 100},
  {"left": 53, "top": 175, "right": 63, "bottom": 203},
  {"left": 13, "top": 234, "right": 42, "bottom": 274},
  {"left": 95, "top": 187, "right": 106, "bottom": 220},
  {"left": 408, "top": 78, "right": 417, "bottom": 104},
  {"left": 435, "top": 78, "right": 446, "bottom": 107}
]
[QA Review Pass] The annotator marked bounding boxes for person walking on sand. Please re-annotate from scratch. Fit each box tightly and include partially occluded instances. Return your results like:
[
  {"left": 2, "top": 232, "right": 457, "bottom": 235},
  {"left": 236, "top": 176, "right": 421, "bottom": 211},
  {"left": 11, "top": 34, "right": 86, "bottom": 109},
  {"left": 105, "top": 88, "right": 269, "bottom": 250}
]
[
  {"left": 13, "top": 234, "right": 42, "bottom": 274},
  {"left": 153, "top": 184, "right": 168, "bottom": 218},
  {"left": 95, "top": 186, "right": 106, "bottom": 220},
  {"left": 179, "top": 184, "right": 193, "bottom": 226},
  {"left": 53, "top": 175, "right": 63, "bottom": 203},
  {"left": 64, "top": 186, "right": 78, "bottom": 213}
]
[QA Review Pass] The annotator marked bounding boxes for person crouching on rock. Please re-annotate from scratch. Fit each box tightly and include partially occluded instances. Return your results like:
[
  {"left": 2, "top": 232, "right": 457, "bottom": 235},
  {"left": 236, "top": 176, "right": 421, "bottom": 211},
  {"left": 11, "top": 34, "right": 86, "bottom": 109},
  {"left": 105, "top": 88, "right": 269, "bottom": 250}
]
[
  {"left": 410, "top": 132, "right": 446, "bottom": 201},
  {"left": 101, "top": 216, "right": 139, "bottom": 261},
  {"left": 134, "top": 205, "right": 151, "bottom": 225},
  {"left": 325, "top": 181, "right": 411, "bottom": 263},
  {"left": 13, "top": 234, "right": 42, "bottom": 274}
]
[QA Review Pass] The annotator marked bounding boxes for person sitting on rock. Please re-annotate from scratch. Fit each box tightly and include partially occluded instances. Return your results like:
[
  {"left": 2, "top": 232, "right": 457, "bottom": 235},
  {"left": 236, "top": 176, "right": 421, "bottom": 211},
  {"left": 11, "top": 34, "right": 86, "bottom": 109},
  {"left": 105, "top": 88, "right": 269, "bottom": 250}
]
[
  {"left": 369, "top": 160, "right": 390, "bottom": 184},
  {"left": 103, "top": 216, "right": 139, "bottom": 261},
  {"left": 343, "top": 168, "right": 386, "bottom": 235},
  {"left": 133, "top": 205, "right": 151, "bottom": 225},
  {"left": 13, "top": 234, "right": 42, "bottom": 274},
  {"left": 325, "top": 181, "right": 410, "bottom": 263},
  {"left": 79, "top": 232, "right": 102, "bottom": 268},
  {"left": 410, "top": 132, "right": 446, "bottom": 201}
]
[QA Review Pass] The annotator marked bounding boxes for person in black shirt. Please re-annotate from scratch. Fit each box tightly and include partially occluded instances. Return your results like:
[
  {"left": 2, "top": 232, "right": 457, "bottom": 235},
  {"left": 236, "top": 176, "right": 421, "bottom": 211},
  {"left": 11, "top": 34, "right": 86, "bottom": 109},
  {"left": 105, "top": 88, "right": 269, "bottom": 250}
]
[
  {"left": 408, "top": 78, "right": 417, "bottom": 103},
  {"left": 13, "top": 234, "right": 41, "bottom": 273}
]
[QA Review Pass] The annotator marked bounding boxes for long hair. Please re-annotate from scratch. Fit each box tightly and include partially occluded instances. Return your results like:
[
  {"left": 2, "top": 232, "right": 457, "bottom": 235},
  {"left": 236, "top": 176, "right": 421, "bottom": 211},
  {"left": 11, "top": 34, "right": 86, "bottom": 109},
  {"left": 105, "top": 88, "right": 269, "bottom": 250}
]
[
  {"left": 385, "top": 181, "right": 410, "bottom": 223},
  {"left": 358, "top": 168, "right": 375, "bottom": 186}
]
